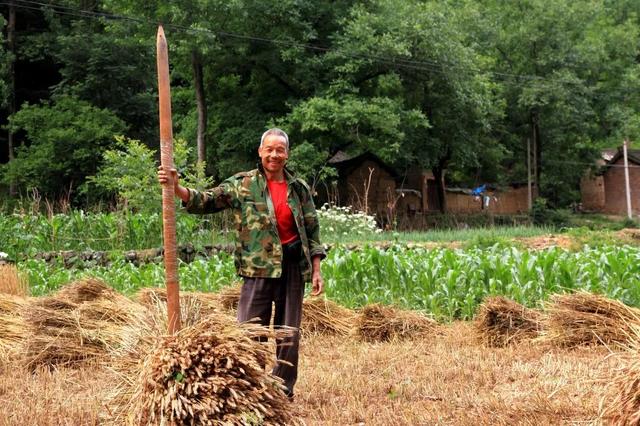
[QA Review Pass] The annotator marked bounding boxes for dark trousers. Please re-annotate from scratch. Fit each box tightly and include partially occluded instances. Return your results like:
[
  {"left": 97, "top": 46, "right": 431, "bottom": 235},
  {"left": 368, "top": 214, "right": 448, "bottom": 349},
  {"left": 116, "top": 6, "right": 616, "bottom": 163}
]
[{"left": 237, "top": 245, "right": 304, "bottom": 395}]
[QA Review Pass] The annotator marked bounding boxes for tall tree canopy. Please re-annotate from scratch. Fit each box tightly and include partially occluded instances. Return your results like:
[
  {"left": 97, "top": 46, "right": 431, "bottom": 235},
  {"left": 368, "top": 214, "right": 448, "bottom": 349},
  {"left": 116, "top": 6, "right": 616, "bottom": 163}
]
[{"left": 1, "top": 0, "right": 639, "bottom": 208}]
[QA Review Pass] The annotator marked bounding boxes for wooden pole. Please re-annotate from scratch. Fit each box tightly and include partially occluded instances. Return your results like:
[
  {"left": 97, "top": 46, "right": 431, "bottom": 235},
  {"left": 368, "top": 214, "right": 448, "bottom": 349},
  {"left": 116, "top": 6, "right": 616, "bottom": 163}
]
[
  {"left": 527, "top": 138, "right": 532, "bottom": 210},
  {"left": 532, "top": 114, "right": 538, "bottom": 199},
  {"left": 7, "top": 1, "right": 16, "bottom": 196},
  {"left": 623, "top": 139, "right": 633, "bottom": 219},
  {"left": 157, "top": 26, "right": 181, "bottom": 333}
]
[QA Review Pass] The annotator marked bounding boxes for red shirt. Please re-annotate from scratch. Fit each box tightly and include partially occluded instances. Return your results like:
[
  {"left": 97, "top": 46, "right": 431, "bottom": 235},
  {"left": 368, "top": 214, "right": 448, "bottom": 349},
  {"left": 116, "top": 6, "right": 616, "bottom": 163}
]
[{"left": 267, "top": 179, "right": 299, "bottom": 244}]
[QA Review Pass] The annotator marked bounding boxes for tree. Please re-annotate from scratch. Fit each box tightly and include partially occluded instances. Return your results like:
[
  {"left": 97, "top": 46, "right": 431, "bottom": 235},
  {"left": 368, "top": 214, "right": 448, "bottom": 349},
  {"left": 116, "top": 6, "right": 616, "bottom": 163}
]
[
  {"left": 283, "top": 0, "right": 503, "bottom": 212},
  {"left": 472, "top": 0, "right": 640, "bottom": 206},
  {"left": 3, "top": 96, "right": 126, "bottom": 198}
]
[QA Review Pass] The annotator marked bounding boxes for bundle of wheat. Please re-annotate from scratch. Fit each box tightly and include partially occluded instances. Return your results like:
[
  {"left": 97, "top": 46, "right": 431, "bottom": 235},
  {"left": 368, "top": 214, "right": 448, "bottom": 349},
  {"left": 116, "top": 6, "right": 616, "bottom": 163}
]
[
  {"left": 55, "top": 277, "right": 119, "bottom": 303},
  {"left": 474, "top": 296, "right": 543, "bottom": 347},
  {"left": 122, "top": 314, "right": 298, "bottom": 425},
  {"left": 136, "top": 287, "right": 220, "bottom": 321},
  {"left": 301, "top": 297, "right": 355, "bottom": 338},
  {"left": 356, "top": 304, "right": 437, "bottom": 343},
  {"left": 22, "top": 280, "right": 149, "bottom": 368},
  {"left": 603, "top": 356, "right": 640, "bottom": 426},
  {"left": 0, "top": 263, "right": 28, "bottom": 296},
  {"left": 215, "top": 283, "right": 242, "bottom": 312},
  {"left": 542, "top": 291, "right": 640, "bottom": 348},
  {"left": 0, "top": 293, "right": 28, "bottom": 364}
]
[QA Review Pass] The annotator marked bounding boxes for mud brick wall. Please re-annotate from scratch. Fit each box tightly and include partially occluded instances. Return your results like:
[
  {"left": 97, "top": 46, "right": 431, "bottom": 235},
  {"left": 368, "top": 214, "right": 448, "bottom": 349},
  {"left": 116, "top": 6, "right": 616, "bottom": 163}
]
[{"left": 603, "top": 158, "right": 640, "bottom": 215}]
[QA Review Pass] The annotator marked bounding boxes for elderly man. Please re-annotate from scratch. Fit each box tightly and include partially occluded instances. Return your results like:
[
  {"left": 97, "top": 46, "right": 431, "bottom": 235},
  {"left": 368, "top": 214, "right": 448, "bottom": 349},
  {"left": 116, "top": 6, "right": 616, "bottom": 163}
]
[{"left": 158, "top": 128, "right": 326, "bottom": 399}]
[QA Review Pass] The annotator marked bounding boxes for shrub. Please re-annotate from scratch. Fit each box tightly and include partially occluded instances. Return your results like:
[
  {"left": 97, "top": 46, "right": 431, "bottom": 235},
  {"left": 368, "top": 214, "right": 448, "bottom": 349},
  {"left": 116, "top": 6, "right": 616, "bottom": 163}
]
[
  {"left": 85, "top": 137, "right": 213, "bottom": 213},
  {"left": 2, "top": 96, "right": 126, "bottom": 199},
  {"left": 530, "top": 198, "right": 570, "bottom": 228}
]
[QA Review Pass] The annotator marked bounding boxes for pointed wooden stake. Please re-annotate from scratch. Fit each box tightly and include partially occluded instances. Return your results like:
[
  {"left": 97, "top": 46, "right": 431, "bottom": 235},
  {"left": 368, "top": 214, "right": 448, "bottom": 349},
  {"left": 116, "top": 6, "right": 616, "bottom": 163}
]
[{"left": 157, "top": 25, "right": 181, "bottom": 334}]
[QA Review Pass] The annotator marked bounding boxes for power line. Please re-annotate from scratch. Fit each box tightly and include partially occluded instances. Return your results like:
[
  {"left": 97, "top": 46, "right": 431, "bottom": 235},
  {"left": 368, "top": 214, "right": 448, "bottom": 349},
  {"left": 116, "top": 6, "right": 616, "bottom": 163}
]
[{"left": 544, "top": 159, "right": 640, "bottom": 169}]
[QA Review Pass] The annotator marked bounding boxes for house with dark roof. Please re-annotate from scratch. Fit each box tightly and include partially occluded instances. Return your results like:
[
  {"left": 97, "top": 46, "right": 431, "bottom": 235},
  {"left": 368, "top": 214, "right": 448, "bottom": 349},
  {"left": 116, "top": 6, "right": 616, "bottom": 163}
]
[
  {"left": 317, "top": 152, "right": 398, "bottom": 224},
  {"left": 317, "top": 151, "right": 535, "bottom": 226},
  {"left": 580, "top": 147, "right": 640, "bottom": 215}
]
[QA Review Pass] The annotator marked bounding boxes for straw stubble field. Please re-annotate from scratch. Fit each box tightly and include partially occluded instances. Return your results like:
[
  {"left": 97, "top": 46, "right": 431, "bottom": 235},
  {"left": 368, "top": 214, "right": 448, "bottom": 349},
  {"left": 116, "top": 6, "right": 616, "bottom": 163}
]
[
  {"left": 0, "top": 322, "right": 619, "bottom": 425},
  {"left": 1, "top": 278, "right": 639, "bottom": 425},
  {"left": 0, "top": 321, "right": 624, "bottom": 425}
]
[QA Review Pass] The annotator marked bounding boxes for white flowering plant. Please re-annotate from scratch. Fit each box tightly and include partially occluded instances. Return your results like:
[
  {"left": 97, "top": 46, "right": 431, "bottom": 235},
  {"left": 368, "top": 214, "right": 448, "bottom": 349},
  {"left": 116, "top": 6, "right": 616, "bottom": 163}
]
[{"left": 317, "top": 204, "right": 381, "bottom": 239}]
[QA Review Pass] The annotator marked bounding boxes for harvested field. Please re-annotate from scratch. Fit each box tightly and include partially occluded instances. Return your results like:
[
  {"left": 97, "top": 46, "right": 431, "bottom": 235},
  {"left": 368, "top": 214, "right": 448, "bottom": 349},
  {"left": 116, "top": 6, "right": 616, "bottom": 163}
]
[
  {"left": 0, "top": 321, "right": 625, "bottom": 425},
  {"left": 2, "top": 285, "right": 639, "bottom": 424},
  {"left": 0, "top": 294, "right": 27, "bottom": 364},
  {"left": 301, "top": 297, "right": 355, "bottom": 337},
  {"left": 136, "top": 286, "right": 222, "bottom": 326},
  {"left": 21, "top": 279, "right": 150, "bottom": 368},
  {"left": 215, "top": 282, "right": 242, "bottom": 312},
  {"left": 604, "top": 355, "right": 640, "bottom": 426}
]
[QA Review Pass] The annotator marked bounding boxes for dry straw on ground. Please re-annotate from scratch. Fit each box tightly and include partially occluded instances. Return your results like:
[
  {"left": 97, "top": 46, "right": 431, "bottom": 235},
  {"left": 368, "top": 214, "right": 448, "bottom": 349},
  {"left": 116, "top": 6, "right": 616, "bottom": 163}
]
[
  {"left": 21, "top": 278, "right": 149, "bottom": 368},
  {"left": 474, "top": 296, "right": 543, "bottom": 347},
  {"left": 301, "top": 297, "right": 355, "bottom": 337},
  {"left": 215, "top": 283, "right": 242, "bottom": 312},
  {"left": 356, "top": 303, "right": 437, "bottom": 342},
  {"left": 541, "top": 291, "right": 640, "bottom": 348},
  {"left": 601, "top": 325, "right": 640, "bottom": 425},
  {"left": 0, "top": 263, "right": 28, "bottom": 296},
  {"left": 136, "top": 287, "right": 222, "bottom": 326},
  {"left": 0, "top": 293, "right": 28, "bottom": 364},
  {"left": 122, "top": 314, "right": 297, "bottom": 425},
  {"left": 603, "top": 356, "right": 640, "bottom": 425}
]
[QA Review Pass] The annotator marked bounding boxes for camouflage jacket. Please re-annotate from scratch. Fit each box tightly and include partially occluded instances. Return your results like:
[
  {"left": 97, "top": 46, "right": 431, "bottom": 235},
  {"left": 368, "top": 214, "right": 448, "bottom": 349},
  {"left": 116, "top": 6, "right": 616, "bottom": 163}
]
[{"left": 183, "top": 166, "right": 326, "bottom": 282}]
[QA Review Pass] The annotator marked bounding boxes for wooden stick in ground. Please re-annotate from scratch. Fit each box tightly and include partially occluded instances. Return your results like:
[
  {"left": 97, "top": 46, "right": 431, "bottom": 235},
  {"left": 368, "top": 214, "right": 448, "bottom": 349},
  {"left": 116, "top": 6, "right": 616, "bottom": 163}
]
[{"left": 156, "top": 25, "right": 181, "bottom": 334}]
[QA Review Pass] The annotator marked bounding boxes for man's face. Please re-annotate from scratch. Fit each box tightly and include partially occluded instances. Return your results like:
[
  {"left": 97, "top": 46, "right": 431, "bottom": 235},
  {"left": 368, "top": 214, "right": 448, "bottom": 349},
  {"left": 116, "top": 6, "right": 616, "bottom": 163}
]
[{"left": 258, "top": 134, "right": 288, "bottom": 175}]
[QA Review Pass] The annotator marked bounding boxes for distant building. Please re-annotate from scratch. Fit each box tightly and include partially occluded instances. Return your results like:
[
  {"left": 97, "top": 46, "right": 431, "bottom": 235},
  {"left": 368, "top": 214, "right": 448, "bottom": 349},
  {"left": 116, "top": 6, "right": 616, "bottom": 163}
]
[
  {"left": 581, "top": 147, "right": 640, "bottom": 215},
  {"left": 317, "top": 151, "right": 533, "bottom": 224}
]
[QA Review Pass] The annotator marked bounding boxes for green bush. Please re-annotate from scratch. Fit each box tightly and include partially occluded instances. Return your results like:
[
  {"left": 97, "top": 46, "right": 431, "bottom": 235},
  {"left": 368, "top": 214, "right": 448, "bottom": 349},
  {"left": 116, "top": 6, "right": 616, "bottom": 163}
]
[
  {"left": 530, "top": 198, "right": 570, "bottom": 228},
  {"left": 2, "top": 96, "right": 126, "bottom": 199},
  {"left": 84, "top": 136, "right": 213, "bottom": 213}
]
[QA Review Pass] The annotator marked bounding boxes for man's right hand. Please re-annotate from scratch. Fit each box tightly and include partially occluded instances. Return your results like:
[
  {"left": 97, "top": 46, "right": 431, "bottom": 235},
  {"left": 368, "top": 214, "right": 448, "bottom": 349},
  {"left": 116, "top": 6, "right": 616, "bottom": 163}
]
[{"left": 158, "top": 166, "right": 190, "bottom": 202}]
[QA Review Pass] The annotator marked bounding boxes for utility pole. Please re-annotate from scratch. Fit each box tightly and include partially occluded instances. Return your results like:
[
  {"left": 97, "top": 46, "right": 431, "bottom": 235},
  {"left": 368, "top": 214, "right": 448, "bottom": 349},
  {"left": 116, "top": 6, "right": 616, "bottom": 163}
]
[
  {"left": 531, "top": 111, "right": 538, "bottom": 200},
  {"left": 623, "top": 139, "right": 632, "bottom": 219},
  {"left": 7, "top": 1, "right": 16, "bottom": 196},
  {"left": 527, "top": 138, "right": 532, "bottom": 210}
]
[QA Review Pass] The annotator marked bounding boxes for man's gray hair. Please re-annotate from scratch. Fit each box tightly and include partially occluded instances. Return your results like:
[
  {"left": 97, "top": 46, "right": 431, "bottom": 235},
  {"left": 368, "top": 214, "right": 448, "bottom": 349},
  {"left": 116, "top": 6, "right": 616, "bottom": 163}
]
[{"left": 260, "top": 128, "right": 289, "bottom": 151}]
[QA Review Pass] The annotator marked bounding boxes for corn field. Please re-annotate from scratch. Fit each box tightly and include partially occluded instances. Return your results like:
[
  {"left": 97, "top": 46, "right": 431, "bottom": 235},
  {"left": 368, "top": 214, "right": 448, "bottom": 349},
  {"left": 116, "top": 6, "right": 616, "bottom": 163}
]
[{"left": 19, "top": 244, "right": 640, "bottom": 321}]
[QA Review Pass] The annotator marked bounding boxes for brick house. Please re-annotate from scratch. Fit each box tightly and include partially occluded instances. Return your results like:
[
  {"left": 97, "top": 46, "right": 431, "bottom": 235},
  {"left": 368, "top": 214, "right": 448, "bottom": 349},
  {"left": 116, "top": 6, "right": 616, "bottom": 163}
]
[
  {"left": 317, "top": 151, "right": 534, "bottom": 221},
  {"left": 317, "top": 152, "right": 397, "bottom": 222},
  {"left": 581, "top": 147, "right": 640, "bottom": 215}
]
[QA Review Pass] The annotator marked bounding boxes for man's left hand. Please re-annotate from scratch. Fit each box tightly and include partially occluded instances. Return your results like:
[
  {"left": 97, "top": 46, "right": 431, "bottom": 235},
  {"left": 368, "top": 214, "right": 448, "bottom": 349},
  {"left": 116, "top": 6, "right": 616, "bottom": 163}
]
[{"left": 311, "top": 271, "right": 324, "bottom": 296}]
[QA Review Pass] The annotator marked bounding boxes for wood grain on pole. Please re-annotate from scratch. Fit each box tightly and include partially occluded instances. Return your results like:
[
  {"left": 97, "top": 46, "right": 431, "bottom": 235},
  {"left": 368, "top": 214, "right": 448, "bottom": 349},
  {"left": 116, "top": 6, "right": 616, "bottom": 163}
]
[{"left": 157, "top": 26, "right": 181, "bottom": 333}]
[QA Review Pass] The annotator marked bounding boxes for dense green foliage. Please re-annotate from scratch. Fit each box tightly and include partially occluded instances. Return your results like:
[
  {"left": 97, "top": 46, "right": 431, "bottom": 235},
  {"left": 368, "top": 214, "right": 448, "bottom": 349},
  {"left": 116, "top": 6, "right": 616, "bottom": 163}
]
[
  {"left": 1, "top": 0, "right": 639, "bottom": 207},
  {"left": 3, "top": 96, "right": 126, "bottom": 196},
  {"left": 19, "top": 244, "right": 640, "bottom": 320},
  {"left": 0, "top": 207, "right": 552, "bottom": 261},
  {"left": 0, "top": 210, "right": 229, "bottom": 260}
]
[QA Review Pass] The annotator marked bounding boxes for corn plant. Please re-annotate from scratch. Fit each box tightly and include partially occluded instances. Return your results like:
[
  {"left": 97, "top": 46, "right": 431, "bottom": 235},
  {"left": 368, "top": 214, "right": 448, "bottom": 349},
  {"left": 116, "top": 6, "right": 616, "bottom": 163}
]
[{"left": 18, "top": 244, "right": 640, "bottom": 321}]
